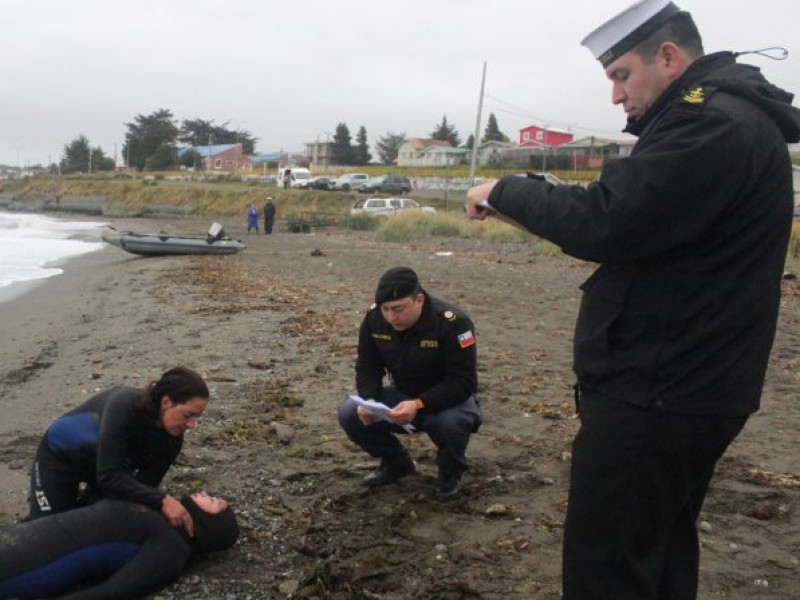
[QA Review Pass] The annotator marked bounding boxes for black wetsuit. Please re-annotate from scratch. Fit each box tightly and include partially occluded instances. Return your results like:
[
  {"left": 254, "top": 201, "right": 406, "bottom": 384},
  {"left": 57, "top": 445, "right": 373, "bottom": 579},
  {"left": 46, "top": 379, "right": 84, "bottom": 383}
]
[
  {"left": 30, "top": 386, "right": 182, "bottom": 519},
  {"left": 0, "top": 499, "right": 191, "bottom": 600}
]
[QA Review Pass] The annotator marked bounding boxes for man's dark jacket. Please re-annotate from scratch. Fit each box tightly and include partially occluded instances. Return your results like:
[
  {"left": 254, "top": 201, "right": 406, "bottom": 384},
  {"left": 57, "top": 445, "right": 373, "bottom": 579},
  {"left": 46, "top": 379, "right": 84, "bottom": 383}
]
[
  {"left": 487, "top": 52, "right": 800, "bottom": 415},
  {"left": 356, "top": 292, "right": 477, "bottom": 412}
]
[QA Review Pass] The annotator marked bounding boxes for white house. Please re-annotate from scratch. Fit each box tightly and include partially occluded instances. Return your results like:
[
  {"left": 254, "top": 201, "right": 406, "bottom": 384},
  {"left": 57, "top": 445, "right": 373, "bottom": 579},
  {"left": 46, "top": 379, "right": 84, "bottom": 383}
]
[{"left": 397, "top": 138, "right": 453, "bottom": 166}]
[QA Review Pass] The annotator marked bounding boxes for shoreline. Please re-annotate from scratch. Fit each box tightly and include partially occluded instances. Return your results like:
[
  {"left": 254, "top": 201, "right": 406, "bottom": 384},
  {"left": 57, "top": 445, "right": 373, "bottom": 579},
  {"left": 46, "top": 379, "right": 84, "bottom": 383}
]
[
  {"left": 0, "top": 210, "right": 108, "bottom": 307},
  {"left": 0, "top": 244, "right": 105, "bottom": 307},
  {"left": 0, "top": 277, "right": 47, "bottom": 305}
]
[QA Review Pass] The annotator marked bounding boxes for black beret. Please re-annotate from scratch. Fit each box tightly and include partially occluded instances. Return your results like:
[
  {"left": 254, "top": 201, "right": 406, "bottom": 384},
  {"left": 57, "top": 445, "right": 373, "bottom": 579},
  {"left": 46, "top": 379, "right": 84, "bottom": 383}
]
[{"left": 375, "top": 267, "right": 420, "bottom": 304}]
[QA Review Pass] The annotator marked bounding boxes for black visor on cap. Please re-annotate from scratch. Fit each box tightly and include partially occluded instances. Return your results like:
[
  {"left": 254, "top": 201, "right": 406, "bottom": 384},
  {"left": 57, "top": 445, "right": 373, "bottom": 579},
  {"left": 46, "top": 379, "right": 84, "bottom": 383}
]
[{"left": 375, "top": 267, "right": 420, "bottom": 304}]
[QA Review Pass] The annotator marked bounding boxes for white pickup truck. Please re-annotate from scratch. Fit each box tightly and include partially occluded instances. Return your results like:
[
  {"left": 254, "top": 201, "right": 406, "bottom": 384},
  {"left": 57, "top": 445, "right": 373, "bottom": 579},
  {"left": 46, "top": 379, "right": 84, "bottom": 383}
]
[{"left": 329, "top": 173, "right": 369, "bottom": 191}]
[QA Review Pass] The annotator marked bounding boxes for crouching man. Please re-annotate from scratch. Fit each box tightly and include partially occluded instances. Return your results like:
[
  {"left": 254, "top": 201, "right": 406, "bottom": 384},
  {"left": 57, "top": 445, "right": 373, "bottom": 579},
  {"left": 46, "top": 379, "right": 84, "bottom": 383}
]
[{"left": 338, "top": 267, "right": 482, "bottom": 499}]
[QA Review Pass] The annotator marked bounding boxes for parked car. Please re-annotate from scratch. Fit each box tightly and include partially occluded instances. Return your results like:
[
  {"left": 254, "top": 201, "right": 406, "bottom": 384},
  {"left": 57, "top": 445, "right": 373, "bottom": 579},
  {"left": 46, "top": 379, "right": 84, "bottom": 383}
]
[
  {"left": 350, "top": 197, "right": 436, "bottom": 217},
  {"left": 329, "top": 173, "right": 369, "bottom": 191},
  {"left": 358, "top": 175, "right": 412, "bottom": 195},
  {"left": 301, "top": 176, "right": 333, "bottom": 190}
]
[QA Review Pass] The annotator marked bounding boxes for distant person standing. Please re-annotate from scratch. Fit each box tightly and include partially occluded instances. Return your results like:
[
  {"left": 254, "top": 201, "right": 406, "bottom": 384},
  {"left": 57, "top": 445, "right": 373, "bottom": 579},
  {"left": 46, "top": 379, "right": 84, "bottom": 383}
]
[
  {"left": 263, "top": 198, "right": 276, "bottom": 234},
  {"left": 246, "top": 203, "right": 259, "bottom": 234},
  {"left": 282, "top": 169, "right": 291, "bottom": 189}
]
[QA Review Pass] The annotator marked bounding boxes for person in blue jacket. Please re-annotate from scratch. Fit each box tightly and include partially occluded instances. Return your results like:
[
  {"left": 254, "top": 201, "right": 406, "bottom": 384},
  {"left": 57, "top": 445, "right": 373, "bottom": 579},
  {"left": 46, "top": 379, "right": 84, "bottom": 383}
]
[
  {"left": 0, "top": 491, "right": 238, "bottom": 600},
  {"left": 246, "top": 203, "right": 259, "bottom": 233},
  {"left": 29, "top": 366, "right": 210, "bottom": 535}
]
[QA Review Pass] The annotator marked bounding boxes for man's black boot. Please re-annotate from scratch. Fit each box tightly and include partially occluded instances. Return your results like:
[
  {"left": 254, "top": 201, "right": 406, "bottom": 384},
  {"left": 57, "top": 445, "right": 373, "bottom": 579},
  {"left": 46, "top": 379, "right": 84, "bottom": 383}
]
[
  {"left": 436, "top": 472, "right": 462, "bottom": 500},
  {"left": 363, "top": 455, "right": 416, "bottom": 487}
]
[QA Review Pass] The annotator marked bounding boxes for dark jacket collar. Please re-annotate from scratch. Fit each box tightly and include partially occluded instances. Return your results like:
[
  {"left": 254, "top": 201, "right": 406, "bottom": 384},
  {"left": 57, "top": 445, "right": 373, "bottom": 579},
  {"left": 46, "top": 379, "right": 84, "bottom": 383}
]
[{"left": 624, "top": 51, "right": 800, "bottom": 142}]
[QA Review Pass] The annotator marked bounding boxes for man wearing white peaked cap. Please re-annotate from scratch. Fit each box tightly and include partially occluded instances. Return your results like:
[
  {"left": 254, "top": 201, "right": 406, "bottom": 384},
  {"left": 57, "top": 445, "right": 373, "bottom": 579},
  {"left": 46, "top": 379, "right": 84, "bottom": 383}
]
[{"left": 466, "top": 0, "right": 800, "bottom": 598}]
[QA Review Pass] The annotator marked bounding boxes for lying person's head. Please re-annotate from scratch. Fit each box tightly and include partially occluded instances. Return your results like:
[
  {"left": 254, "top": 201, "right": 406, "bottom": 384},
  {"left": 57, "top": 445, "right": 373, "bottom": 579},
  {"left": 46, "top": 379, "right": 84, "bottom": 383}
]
[{"left": 180, "top": 492, "right": 239, "bottom": 552}]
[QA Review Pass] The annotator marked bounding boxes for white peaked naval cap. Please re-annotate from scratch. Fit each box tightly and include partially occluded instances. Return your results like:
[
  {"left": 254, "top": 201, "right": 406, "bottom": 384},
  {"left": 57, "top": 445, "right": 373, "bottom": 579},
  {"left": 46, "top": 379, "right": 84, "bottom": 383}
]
[{"left": 582, "top": 0, "right": 681, "bottom": 67}]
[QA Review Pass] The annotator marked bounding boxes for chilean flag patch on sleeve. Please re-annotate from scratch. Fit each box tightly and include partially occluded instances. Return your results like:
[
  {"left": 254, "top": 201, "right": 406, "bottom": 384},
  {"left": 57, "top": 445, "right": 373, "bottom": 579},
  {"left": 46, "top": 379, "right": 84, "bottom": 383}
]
[{"left": 457, "top": 330, "right": 475, "bottom": 348}]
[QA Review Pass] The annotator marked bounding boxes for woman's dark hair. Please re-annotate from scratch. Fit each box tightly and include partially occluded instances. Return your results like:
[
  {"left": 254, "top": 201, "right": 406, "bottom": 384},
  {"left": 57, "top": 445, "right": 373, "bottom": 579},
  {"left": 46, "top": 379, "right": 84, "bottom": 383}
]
[
  {"left": 138, "top": 366, "right": 209, "bottom": 415},
  {"left": 634, "top": 12, "right": 704, "bottom": 64}
]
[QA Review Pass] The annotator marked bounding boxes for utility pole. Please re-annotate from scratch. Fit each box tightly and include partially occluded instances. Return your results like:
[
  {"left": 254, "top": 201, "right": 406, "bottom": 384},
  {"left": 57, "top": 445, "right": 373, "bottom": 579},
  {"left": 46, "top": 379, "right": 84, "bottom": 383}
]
[
  {"left": 206, "top": 134, "right": 213, "bottom": 178},
  {"left": 468, "top": 61, "right": 487, "bottom": 187}
]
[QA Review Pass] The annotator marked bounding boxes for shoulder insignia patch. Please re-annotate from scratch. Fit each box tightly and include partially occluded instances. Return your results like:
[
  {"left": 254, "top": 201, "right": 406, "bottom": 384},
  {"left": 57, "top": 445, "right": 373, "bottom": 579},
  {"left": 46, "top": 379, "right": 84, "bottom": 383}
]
[
  {"left": 457, "top": 330, "right": 475, "bottom": 348},
  {"left": 682, "top": 87, "right": 705, "bottom": 104},
  {"left": 444, "top": 310, "right": 456, "bottom": 321}
]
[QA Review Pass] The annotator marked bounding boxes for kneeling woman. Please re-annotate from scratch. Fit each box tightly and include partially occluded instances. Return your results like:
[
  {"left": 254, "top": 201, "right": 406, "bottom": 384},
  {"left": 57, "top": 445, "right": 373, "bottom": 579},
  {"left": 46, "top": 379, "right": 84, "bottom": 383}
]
[
  {"left": 0, "top": 491, "right": 238, "bottom": 600},
  {"left": 30, "top": 366, "right": 210, "bottom": 532}
]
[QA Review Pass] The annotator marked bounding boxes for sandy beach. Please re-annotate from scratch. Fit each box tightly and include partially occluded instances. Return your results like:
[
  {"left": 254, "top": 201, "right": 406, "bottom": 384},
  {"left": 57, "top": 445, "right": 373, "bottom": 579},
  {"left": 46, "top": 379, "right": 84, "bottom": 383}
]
[{"left": 1, "top": 218, "right": 799, "bottom": 599}]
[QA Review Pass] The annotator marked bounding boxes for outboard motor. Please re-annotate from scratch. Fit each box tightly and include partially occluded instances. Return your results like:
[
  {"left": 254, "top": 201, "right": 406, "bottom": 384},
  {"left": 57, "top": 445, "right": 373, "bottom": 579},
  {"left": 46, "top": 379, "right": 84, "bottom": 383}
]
[{"left": 206, "top": 222, "right": 226, "bottom": 244}]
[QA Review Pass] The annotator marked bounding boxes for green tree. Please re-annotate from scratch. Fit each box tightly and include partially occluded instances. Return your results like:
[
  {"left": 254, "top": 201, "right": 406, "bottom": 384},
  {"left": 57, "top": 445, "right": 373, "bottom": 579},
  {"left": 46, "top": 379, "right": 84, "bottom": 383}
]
[
  {"left": 60, "top": 135, "right": 91, "bottom": 174},
  {"left": 123, "top": 109, "right": 179, "bottom": 170},
  {"left": 219, "top": 122, "right": 257, "bottom": 155},
  {"left": 464, "top": 134, "right": 475, "bottom": 150},
  {"left": 354, "top": 126, "right": 371, "bottom": 165},
  {"left": 481, "top": 113, "right": 510, "bottom": 143},
  {"left": 145, "top": 143, "right": 177, "bottom": 171},
  {"left": 90, "top": 147, "right": 114, "bottom": 172},
  {"left": 179, "top": 149, "right": 203, "bottom": 169},
  {"left": 430, "top": 115, "right": 461, "bottom": 147},
  {"left": 180, "top": 119, "right": 216, "bottom": 149},
  {"left": 180, "top": 119, "right": 257, "bottom": 155},
  {"left": 376, "top": 131, "right": 407, "bottom": 165},
  {"left": 331, "top": 122, "right": 354, "bottom": 165}
]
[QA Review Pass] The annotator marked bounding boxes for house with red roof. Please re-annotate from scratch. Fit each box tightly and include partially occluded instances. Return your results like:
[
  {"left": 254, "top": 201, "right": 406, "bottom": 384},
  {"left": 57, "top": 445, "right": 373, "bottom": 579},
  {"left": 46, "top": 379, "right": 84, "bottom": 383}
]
[{"left": 519, "top": 125, "right": 574, "bottom": 148}]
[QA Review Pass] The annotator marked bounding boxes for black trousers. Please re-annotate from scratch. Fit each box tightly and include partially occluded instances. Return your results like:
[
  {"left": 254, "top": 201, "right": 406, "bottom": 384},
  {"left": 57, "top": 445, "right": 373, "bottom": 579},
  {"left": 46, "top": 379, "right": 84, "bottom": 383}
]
[
  {"left": 563, "top": 391, "right": 747, "bottom": 600},
  {"left": 338, "top": 386, "right": 482, "bottom": 478}
]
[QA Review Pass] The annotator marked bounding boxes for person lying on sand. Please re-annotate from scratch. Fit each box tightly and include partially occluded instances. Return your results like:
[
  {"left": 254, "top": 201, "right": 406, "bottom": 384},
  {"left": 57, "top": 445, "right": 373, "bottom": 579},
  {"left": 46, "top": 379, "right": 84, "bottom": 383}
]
[{"left": 0, "top": 491, "right": 238, "bottom": 600}]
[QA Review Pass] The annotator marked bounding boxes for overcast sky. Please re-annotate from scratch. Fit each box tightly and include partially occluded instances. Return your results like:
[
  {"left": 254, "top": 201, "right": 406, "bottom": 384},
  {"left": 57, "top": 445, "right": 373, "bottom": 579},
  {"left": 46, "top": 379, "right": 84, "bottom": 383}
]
[{"left": 2, "top": 0, "right": 798, "bottom": 167}]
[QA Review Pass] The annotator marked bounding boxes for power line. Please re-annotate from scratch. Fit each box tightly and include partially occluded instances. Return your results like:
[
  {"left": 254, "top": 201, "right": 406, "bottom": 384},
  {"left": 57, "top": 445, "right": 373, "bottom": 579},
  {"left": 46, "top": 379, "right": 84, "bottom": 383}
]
[{"left": 483, "top": 93, "right": 627, "bottom": 138}]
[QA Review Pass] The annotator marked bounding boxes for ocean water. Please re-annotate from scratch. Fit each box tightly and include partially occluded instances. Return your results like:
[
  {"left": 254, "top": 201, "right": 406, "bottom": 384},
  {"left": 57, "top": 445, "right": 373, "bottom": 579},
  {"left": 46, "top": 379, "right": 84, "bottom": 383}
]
[{"left": 0, "top": 212, "right": 105, "bottom": 291}]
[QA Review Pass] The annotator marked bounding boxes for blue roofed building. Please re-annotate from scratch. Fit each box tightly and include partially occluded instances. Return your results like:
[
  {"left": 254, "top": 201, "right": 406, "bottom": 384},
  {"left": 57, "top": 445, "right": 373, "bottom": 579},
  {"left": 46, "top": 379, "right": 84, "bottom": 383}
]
[{"left": 184, "top": 143, "right": 251, "bottom": 172}]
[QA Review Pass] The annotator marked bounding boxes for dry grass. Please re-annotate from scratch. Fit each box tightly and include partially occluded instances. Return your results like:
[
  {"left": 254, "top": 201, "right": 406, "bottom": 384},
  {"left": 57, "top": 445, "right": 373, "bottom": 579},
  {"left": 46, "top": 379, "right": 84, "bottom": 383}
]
[{"left": 786, "top": 221, "right": 800, "bottom": 276}]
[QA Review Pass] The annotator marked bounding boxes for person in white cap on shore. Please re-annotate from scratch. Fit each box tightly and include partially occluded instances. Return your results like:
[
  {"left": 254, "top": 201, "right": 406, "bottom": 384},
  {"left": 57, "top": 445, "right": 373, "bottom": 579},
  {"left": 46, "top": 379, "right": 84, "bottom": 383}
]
[{"left": 466, "top": 1, "right": 800, "bottom": 598}]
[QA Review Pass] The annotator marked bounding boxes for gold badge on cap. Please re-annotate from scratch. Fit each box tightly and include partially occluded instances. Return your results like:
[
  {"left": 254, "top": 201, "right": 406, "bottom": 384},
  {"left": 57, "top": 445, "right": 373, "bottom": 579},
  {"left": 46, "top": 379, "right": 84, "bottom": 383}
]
[{"left": 444, "top": 310, "right": 456, "bottom": 321}]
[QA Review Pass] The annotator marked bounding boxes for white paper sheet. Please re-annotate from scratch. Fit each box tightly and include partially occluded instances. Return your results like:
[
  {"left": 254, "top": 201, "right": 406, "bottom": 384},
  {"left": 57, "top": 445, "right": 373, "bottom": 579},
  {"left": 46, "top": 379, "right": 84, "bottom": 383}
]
[{"left": 348, "top": 395, "right": 416, "bottom": 433}]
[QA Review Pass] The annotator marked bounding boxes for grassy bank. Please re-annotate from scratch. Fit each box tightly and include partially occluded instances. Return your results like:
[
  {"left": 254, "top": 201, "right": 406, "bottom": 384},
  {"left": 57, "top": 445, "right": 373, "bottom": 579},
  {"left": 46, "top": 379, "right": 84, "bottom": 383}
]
[
  {"left": 787, "top": 221, "right": 800, "bottom": 275},
  {"left": 2, "top": 175, "right": 798, "bottom": 271},
  {"left": 0, "top": 175, "right": 364, "bottom": 219}
]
